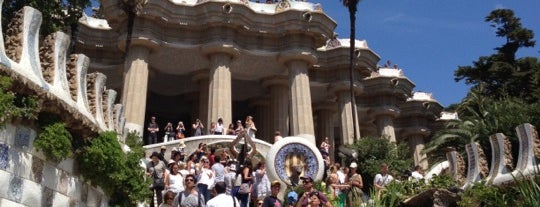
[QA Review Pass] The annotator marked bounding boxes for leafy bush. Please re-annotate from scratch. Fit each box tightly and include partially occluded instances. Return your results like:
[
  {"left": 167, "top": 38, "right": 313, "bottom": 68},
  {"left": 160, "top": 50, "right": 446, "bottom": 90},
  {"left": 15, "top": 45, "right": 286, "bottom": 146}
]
[
  {"left": 34, "top": 122, "right": 73, "bottom": 162},
  {"left": 458, "top": 182, "right": 513, "bottom": 207},
  {"left": 0, "top": 75, "right": 39, "bottom": 125},
  {"left": 78, "top": 131, "right": 151, "bottom": 206},
  {"left": 349, "top": 136, "right": 413, "bottom": 193}
]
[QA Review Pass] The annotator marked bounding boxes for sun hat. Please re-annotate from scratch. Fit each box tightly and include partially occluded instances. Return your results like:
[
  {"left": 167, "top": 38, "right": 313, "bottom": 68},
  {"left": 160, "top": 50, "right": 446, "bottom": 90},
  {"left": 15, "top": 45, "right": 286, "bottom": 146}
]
[{"left": 271, "top": 180, "right": 281, "bottom": 187}]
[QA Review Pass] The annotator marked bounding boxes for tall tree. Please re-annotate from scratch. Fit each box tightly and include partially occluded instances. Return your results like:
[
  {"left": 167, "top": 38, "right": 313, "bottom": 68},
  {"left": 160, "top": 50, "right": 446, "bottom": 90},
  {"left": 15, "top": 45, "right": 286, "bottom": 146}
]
[
  {"left": 454, "top": 9, "right": 539, "bottom": 103},
  {"left": 340, "top": 0, "right": 361, "bottom": 141},
  {"left": 2, "top": 0, "right": 91, "bottom": 52}
]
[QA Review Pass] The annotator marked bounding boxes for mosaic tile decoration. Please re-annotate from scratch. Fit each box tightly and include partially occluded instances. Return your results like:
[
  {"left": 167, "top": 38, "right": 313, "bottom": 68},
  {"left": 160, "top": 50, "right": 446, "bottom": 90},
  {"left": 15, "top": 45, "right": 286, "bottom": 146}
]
[
  {"left": 32, "top": 156, "right": 44, "bottom": 183},
  {"left": 274, "top": 143, "right": 319, "bottom": 183},
  {"left": 58, "top": 170, "right": 69, "bottom": 194},
  {"left": 14, "top": 127, "right": 31, "bottom": 149},
  {"left": 42, "top": 187, "right": 54, "bottom": 207},
  {"left": 0, "top": 144, "right": 8, "bottom": 170},
  {"left": 8, "top": 175, "right": 23, "bottom": 203}
]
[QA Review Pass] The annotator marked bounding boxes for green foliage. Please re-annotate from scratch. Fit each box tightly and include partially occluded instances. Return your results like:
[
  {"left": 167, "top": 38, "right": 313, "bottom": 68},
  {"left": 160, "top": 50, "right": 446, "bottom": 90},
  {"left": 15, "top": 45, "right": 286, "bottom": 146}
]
[
  {"left": 0, "top": 76, "right": 39, "bottom": 125},
  {"left": 78, "top": 131, "right": 151, "bottom": 206},
  {"left": 1, "top": 0, "right": 91, "bottom": 36},
  {"left": 454, "top": 9, "right": 539, "bottom": 104},
  {"left": 349, "top": 136, "right": 413, "bottom": 194},
  {"left": 512, "top": 170, "right": 540, "bottom": 207},
  {"left": 34, "top": 122, "right": 73, "bottom": 162},
  {"left": 426, "top": 89, "right": 540, "bottom": 163},
  {"left": 459, "top": 182, "right": 514, "bottom": 207},
  {"left": 370, "top": 174, "right": 458, "bottom": 207}
]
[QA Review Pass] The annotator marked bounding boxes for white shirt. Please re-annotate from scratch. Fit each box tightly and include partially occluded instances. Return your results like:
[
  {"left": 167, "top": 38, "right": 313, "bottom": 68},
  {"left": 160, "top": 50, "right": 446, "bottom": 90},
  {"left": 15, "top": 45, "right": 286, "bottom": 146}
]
[
  {"left": 411, "top": 171, "right": 424, "bottom": 181},
  {"left": 207, "top": 193, "right": 240, "bottom": 207},
  {"left": 337, "top": 170, "right": 346, "bottom": 184},
  {"left": 216, "top": 123, "right": 224, "bottom": 133},
  {"left": 168, "top": 173, "right": 185, "bottom": 193},
  {"left": 224, "top": 172, "right": 236, "bottom": 195},
  {"left": 374, "top": 173, "right": 394, "bottom": 187},
  {"left": 198, "top": 168, "right": 215, "bottom": 189}
]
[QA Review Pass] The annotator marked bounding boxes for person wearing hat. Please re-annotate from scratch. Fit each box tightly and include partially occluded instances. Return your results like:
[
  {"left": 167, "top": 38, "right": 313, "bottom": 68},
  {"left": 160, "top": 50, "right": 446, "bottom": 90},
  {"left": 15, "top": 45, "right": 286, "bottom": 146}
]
[
  {"left": 296, "top": 177, "right": 332, "bottom": 207},
  {"left": 347, "top": 162, "right": 364, "bottom": 206},
  {"left": 158, "top": 146, "right": 167, "bottom": 163},
  {"left": 147, "top": 151, "right": 167, "bottom": 207},
  {"left": 261, "top": 180, "right": 283, "bottom": 207},
  {"left": 286, "top": 191, "right": 298, "bottom": 207}
]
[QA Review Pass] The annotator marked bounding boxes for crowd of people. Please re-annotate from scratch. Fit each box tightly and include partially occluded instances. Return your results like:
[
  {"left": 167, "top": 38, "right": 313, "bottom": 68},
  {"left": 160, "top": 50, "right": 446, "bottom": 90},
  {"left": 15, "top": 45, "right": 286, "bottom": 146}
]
[
  {"left": 145, "top": 142, "right": 283, "bottom": 207},
  {"left": 144, "top": 115, "right": 426, "bottom": 207},
  {"left": 145, "top": 116, "right": 257, "bottom": 145}
]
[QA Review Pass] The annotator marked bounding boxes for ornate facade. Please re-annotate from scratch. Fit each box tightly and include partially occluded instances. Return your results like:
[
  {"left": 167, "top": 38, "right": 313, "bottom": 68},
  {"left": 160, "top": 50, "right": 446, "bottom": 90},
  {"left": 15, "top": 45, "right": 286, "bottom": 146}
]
[{"left": 76, "top": 0, "right": 445, "bottom": 167}]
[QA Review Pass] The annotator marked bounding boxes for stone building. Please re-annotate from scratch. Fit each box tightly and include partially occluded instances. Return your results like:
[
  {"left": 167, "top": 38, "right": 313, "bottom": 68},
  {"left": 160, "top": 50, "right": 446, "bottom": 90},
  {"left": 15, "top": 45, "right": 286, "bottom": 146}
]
[{"left": 76, "top": 0, "right": 444, "bottom": 168}]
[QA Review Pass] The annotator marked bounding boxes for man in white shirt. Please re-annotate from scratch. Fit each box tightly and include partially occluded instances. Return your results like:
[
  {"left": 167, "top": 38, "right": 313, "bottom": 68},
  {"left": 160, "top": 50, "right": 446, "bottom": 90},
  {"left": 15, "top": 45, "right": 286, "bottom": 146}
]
[
  {"left": 207, "top": 182, "right": 240, "bottom": 207},
  {"left": 374, "top": 163, "right": 394, "bottom": 192},
  {"left": 410, "top": 165, "right": 424, "bottom": 181}
]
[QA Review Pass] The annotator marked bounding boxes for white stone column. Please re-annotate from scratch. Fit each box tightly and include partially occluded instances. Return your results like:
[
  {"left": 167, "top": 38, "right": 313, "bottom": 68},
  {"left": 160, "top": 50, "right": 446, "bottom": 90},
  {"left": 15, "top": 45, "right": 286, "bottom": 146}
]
[
  {"left": 207, "top": 53, "right": 233, "bottom": 125},
  {"left": 250, "top": 98, "right": 271, "bottom": 142},
  {"left": 314, "top": 103, "right": 336, "bottom": 161},
  {"left": 336, "top": 91, "right": 360, "bottom": 145},
  {"left": 288, "top": 60, "right": 315, "bottom": 142},
  {"left": 193, "top": 71, "right": 209, "bottom": 126},
  {"left": 408, "top": 135, "right": 428, "bottom": 169},
  {"left": 121, "top": 45, "right": 150, "bottom": 134},
  {"left": 330, "top": 81, "right": 362, "bottom": 145},
  {"left": 376, "top": 115, "right": 397, "bottom": 143},
  {"left": 262, "top": 77, "right": 289, "bottom": 137}
]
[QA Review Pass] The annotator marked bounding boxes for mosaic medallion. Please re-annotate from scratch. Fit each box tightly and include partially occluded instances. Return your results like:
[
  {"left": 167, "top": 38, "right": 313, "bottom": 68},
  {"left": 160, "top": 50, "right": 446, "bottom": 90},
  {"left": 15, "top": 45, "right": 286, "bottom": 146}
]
[{"left": 266, "top": 137, "right": 324, "bottom": 186}]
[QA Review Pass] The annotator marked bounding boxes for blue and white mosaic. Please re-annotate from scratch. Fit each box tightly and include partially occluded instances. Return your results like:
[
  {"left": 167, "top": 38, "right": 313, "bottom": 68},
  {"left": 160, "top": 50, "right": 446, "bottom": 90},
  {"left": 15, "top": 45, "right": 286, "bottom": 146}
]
[
  {"left": 274, "top": 143, "right": 319, "bottom": 182},
  {"left": 0, "top": 144, "right": 8, "bottom": 170},
  {"left": 8, "top": 175, "right": 23, "bottom": 203},
  {"left": 14, "top": 127, "right": 32, "bottom": 149}
]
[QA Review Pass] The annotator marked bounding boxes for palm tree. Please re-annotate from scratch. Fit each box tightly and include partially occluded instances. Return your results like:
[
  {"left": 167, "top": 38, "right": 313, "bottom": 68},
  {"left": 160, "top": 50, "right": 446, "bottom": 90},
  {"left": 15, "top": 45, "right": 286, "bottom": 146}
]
[{"left": 340, "top": 0, "right": 361, "bottom": 141}]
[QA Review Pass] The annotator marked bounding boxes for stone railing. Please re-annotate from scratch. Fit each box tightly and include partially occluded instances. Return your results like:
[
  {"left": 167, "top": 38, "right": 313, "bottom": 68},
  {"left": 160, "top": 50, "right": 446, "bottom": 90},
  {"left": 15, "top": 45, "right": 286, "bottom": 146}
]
[
  {"left": 428, "top": 123, "right": 540, "bottom": 188},
  {"left": 0, "top": 3, "right": 128, "bottom": 206},
  {"left": 0, "top": 6, "right": 126, "bottom": 138}
]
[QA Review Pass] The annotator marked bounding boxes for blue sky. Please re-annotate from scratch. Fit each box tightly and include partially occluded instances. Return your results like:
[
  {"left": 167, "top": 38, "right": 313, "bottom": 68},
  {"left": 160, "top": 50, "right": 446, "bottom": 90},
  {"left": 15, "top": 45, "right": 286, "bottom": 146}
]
[{"left": 310, "top": 0, "right": 540, "bottom": 107}]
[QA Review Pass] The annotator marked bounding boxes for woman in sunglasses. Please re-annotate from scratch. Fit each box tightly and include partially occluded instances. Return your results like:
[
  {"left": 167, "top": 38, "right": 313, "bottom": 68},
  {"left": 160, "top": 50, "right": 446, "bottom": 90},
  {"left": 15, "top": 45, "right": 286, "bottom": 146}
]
[
  {"left": 173, "top": 174, "right": 206, "bottom": 207},
  {"left": 160, "top": 191, "right": 176, "bottom": 207}
]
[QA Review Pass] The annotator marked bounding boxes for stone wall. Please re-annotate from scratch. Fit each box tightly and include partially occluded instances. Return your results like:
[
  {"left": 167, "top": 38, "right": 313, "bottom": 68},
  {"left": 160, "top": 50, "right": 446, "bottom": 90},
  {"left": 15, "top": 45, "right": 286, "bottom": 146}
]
[
  {"left": 0, "top": 2, "right": 129, "bottom": 207},
  {"left": 0, "top": 124, "right": 108, "bottom": 206}
]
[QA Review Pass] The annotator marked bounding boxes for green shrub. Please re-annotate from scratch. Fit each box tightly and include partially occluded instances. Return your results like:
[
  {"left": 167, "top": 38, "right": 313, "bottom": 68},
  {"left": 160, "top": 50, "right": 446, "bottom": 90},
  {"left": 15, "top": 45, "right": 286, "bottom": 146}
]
[
  {"left": 349, "top": 136, "right": 413, "bottom": 194},
  {"left": 513, "top": 172, "right": 540, "bottom": 207},
  {"left": 0, "top": 76, "right": 39, "bottom": 125},
  {"left": 78, "top": 131, "right": 151, "bottom": 206},
  {"left": 459, "top": 182, "right": 513, "bottom": 207},
  {"left": 34, "top": 122, "right": 73, "bottom": 162}
]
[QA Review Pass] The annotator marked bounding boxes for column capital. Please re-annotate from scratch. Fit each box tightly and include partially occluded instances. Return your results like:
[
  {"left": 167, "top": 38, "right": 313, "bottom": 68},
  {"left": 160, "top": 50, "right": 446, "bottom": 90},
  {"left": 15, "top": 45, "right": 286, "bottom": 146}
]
[
  {"left": 201, "top": 42, "right": 240, "bottom": 58},
  {"left": 400, "top": 126, "right": 431, "bottom": 139},
  {"left": 261, "top": 75, "right": 288, "bottom": 88},
  {"left": 191, "top": 69, "right": 209, "bottom": 82},
  {"left": 329, "top": 81, "right": 364, "bottom": 96},
  {"left": 117, "top": 38, "right": 159, "bottom": 53},
  {"left": 248, "top": 96, "right": 270, "bottom": 108},
  {"left": 368, "top": 105, "right": 400, "bottom": 119},
  {"left": 277, "top": 50, "right": 317, "bottom": 67},
  {"left": 313, "top": 100, "right": 338, "bottom": 112}
]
